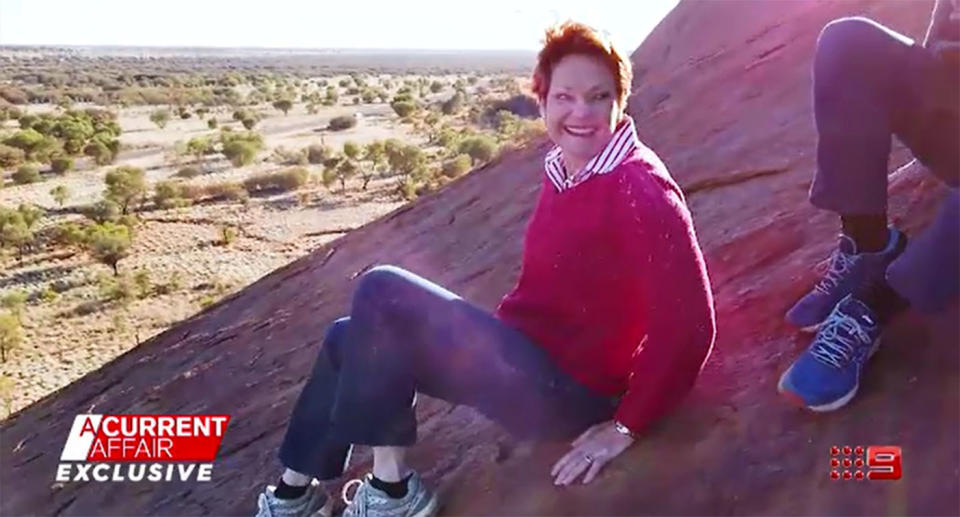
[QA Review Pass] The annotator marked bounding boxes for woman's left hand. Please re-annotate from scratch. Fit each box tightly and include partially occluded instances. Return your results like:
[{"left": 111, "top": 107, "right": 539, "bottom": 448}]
[{"left": 550, "top": 420, "right": 635, "bottom": 485}]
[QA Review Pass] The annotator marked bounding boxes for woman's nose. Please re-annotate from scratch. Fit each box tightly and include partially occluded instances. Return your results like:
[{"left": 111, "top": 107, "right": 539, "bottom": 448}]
[{"left": 570, "top": 99, "right": 593, "bottom": 118}]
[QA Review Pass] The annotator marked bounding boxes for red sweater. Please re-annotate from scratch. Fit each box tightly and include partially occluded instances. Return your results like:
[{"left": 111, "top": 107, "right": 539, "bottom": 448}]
[{"left": 495, "top": 146, "right": 716, "bottom": 434}]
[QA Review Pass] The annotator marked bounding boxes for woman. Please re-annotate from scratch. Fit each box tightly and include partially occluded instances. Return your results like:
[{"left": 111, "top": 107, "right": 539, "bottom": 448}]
[{"left": 255, "top": 21, "right": 716, "bottom": 517}]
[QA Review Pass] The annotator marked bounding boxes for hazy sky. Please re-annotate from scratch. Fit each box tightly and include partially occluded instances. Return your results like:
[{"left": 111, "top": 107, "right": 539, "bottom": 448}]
[{"left": 0, "top": 0, "right": 679, "bottom": 51}]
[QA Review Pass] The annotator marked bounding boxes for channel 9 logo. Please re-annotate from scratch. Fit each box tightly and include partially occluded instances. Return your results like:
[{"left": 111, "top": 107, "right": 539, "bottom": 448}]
[{"left": 829, "top": 445, "right": 902, "bottom": 481}]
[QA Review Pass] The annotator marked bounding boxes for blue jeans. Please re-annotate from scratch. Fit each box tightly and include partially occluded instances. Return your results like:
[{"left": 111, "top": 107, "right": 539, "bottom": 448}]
[
  {"left": 277, "top": 265, "right": 618, "bottom": 480},
  {"left": 809, "top": 17, "right": 959, "bottom": 313}
]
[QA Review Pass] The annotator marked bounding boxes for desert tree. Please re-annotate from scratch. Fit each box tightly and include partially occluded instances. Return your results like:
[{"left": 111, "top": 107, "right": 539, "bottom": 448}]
[
  {"left": 0, "top": 290, "right": 27, "bottom": 323},
  {"left": 0, "top": 313, "right": 22, "bottom": 363},
  {"left": 391, "top": 101, "right": 416, "bottom": 118},
  {"left": 272, "top": 99, "right": 293, "bottom": 116},
  {"left": 343, "top": 141, "right": 361, "bottom": 160},
  {"left": 0, "top": 205, "right": 41, "bottom": 264},
  {"left": 51, "top": 156, "right": 74, "bottom": 174},
  {"left": 86, "top": 221, "right": 133, "bottom": 276},
  {"left": 186, "top": 136, "right": 214, "bottom": 163},
  {"left": 442, "top": 154, "right": 472, "bottom": 178},
  {"left": 50, "top": 184, "right": 70, "bottom": 207},
  {"left": 458, "top": 135, "right": 499, "bottom": 165},
  {"left": 12, "top": 164, "right": 40, "bottom": 185},
  {"left": 307, "top": 144, "right": 332, "bottom": 164},
  {"left": 150, "top": 109, "right": 171, "bottom": 129},
  {"left": 220, "top": 131, "right": 264, "bottom": 167},
  {"left": 104, "top": 166, "right": 147, "bottom": 214}
]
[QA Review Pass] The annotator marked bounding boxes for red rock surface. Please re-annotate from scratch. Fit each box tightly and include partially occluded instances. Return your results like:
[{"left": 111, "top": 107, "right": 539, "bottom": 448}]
[{"left": 2, "top": 1, "right": 957, "bottom": 515}]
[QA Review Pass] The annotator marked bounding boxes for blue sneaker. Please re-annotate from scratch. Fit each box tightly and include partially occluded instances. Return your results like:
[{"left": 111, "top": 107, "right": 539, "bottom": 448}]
[
  {"left": 786, "top": 229, "right": 906, "bottom": 332},
  {"left": 778, "top": 295, "right": 883, "bottom": 411}
]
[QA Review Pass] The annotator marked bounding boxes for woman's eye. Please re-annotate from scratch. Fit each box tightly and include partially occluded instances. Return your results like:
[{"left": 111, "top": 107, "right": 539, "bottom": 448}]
[
  {"left": 593, "top": 92, "right": 611, "bottom": 101},
  {"left": 555, "top": 93, "right": 571, "bottom": 100}
]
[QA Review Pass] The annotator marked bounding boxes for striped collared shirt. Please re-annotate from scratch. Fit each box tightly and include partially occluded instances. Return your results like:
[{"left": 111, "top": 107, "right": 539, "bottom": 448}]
[{"left": 544, "top": 115, "right": 641, "bottom": 193}]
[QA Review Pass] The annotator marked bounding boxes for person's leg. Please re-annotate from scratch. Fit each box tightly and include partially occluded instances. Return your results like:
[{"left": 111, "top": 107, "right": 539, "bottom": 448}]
[
  {"left": 813, "top": 14, "right": 959, "bottom": 293},
  {"left": 371, "top": 446, "right": 408, "bottom": 483},
  {"left": 882, "top": 26, "right": 960, "bottom": 313},
  {"left": 780, "top": 193, "right": 959, "bottom": 412},
  {"left": 808, "top": 17, "right": 919, "bottom": 219},
  {"left": 808, "top": 14, "right": 959, "bottom": 316},
  {"left": 276, "top": 316, "right": 354, "bottom": 482},
  {"left": 326, "top": 265, "right": 615, "bottom": 513},
  {"left": 787, "top": 17, "right": 923, "bottom": 331},
  {"left": 779, "top": 17, "right": 957, "bottom": 411},
  {"left": 263, "top": 264, "right": 614, "bottom": 515},
  {"left": 886, "top": 190, "right": 960, "bottom": 313},
  {"left": 256, "top": 318, "right": 352, "bottom": 516},
  {"left": 276, "top": 469, "right": 312, "bottom": 496},
  {"left": 271, "top": 267, "right": 507, "bottom": 499},
  {"left": 328, "top": 265, "right": 616, "bottom": 447}
]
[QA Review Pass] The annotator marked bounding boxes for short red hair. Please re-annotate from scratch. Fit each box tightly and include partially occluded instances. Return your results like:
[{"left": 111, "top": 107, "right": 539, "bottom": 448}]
[{"left": 532, "top": 21, "right": 633, "bottom": 110}]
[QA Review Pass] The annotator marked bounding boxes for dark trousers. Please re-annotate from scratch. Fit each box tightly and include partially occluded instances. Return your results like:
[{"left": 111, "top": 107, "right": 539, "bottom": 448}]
[
  {"left": 277, "top": 265, "right": 618, "bottom": 480},
  {"left": 809, "top": 17, "right": 959, "bottom": 313}
]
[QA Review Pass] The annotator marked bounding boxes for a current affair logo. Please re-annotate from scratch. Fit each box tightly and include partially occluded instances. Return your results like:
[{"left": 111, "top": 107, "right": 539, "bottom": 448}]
[{"left": 56, "top": 414, "right": 230, "bottom": 482}]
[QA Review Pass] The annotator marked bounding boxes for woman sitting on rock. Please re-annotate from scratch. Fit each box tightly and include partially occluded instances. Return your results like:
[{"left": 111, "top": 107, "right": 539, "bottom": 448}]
[{"left": 255, "top": 21, "right": 716, "bottom": 517}]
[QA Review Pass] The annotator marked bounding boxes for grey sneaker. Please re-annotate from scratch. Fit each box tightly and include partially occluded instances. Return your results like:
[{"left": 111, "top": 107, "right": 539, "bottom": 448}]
[
  {"left": 256, "top": 479, "right": 334, "bottom": 517},
  {"left": 341, "top": 472, "right": 439, "bottom": 517},
  {"left": 786, "top": 229, "right": 906, "bottom": 332}
]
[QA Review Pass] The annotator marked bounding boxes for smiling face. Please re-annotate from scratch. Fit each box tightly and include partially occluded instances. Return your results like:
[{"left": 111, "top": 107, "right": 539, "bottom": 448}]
[{"left": 541, "top": 53, "right": 622, "bottom": 173}]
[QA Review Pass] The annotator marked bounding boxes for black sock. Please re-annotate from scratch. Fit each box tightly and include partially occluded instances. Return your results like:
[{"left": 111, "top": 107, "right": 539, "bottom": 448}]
[
  {"left": 274, "top": 479, "right": 309, "bottom": 500},
  {"left": 841, "top": 214, "right": 889, "bottom": 253},
  {"left": 853, "top": 279, "right": 909, "bottom": 326},
  {"left": 370, "top": 473, "right": 411, "bottom": 499}
]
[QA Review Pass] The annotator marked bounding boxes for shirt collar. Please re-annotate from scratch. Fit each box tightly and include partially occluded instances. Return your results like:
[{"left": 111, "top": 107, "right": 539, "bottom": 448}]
[{"left": 544, "top": 115, "right": 641, "bottom": 193}]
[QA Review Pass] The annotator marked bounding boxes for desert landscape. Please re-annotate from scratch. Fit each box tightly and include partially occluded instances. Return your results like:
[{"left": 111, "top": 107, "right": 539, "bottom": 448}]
[{"left": 0, "top": 47, "right": 543, "bottom": 417}]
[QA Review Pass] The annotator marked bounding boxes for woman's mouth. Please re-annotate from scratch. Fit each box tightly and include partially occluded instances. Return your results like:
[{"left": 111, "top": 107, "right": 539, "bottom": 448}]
[{"left": 564, "top": 125, "right": 596, "bottom": 138}]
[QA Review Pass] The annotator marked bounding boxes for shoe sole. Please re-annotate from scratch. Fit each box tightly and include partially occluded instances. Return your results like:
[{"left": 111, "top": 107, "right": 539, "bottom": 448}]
[
  {"left": 777, "top": 337, "right": 882, "bottom": 412},
  {"left": 339, "top": 481, "right": 438, "bottom": 517},
  {"left": 785, "top": 315, "right": 824, "bottom": 333},
  {"left": 411, "top": 492, "right": 440, "bottom": 517}
]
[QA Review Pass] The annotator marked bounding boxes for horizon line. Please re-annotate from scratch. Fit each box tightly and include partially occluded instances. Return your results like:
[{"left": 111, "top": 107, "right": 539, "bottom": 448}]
[{"left": 0, "top": 43, "right": 541, "bottom": 53}]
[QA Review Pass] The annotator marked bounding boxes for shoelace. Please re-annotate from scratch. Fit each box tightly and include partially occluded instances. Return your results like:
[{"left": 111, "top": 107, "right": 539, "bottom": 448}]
[
  {"left": 810, "top": 312, "right": 873, "bottom": 369},
  {"left": 341, "top": 478, "right": 364, "bottom": 506},
  {"left": 813, "top": 249, "right": 858, "bottom": 295}
]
